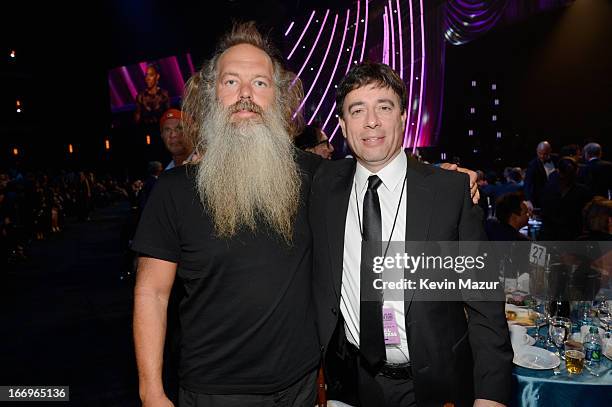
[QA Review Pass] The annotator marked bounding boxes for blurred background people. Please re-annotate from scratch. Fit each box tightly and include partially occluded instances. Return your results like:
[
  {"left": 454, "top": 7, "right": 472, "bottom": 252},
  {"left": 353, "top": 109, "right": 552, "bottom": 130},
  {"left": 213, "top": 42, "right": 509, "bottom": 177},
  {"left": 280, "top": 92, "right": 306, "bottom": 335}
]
[
  {"left": 159, "top": 109, "right": 195, "bottom": 170},
  {"left": 540, "top": 156, "right": 592, "bottom": 240},
  {"left": 524, "top": 140, "right": 558, "bottom": 211},
  {"left": 580, "top": 142, "right": 612, "bottom": 198},
  {"left": 294, "top": 123, "right": 334, "bottom": 160},
  {"left": 485, "top": 192, "right": 531, "bottom": 241}
]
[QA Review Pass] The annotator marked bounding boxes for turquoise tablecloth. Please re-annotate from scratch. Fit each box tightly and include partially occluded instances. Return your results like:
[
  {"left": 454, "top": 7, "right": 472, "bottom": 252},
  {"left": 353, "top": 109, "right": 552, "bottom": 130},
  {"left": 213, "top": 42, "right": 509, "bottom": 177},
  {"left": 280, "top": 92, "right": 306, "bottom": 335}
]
[{"left": 511, "top": 327, "right": 612, "bottom": 407}]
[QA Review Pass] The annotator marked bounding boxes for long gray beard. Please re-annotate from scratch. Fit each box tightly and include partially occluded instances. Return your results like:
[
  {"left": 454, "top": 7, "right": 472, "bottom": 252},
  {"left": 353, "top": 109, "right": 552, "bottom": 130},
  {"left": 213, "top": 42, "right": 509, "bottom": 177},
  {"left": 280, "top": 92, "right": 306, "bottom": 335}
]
[{"left": 195, "top": 102, "right": 301, "bottom": 243}]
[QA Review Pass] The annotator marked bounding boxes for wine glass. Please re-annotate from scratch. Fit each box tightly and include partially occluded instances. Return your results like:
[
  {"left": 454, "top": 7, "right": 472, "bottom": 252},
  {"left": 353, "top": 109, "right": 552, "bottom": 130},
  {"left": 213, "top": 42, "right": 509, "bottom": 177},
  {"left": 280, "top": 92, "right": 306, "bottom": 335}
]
[
  {"left": 530, "top": 297, "right": 547, "bottom": 345},
  {"left": 549, "top": 316, "right": 571, "bottom": 356},
  {"left": 597, "top": 300, "right": 611, "bottom": 337}
]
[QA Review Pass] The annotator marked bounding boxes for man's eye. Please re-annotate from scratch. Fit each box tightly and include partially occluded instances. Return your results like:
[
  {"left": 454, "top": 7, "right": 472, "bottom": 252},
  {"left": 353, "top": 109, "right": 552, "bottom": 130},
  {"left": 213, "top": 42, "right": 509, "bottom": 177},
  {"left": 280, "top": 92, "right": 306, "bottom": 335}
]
[
  {"left": 351, "top": 109, "right": 363, "bottom": 116},
  {"left": 254, "top": 80, "right": 268, "bottom": 87},
  {"left": 225, "top": 79, "right": 236, "bottom": 86},
  {"left": 380, "top": 105, "right": 392, "bottom": 111}
]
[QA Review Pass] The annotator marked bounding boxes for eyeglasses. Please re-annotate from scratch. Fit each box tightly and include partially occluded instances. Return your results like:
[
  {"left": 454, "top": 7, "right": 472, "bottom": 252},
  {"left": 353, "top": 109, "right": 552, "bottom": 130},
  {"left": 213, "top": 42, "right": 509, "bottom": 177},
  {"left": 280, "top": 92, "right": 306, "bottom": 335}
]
[
  {"left": 312, "top": 139, "right": 331, "bottom": 149},
  {"left": 162, "top": 126, "right": 183, "bottom": 136}
]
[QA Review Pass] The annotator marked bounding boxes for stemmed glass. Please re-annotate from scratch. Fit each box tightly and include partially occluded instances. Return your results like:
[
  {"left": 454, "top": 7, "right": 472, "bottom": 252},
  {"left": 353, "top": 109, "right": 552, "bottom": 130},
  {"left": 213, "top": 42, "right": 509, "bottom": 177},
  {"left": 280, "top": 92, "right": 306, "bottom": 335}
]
[
  {"left": 530, "top": 297, "right": 547, "bottom": 345},
  {"left": 549, "top": 316, "right": 571, "bottom": 357},
  {"left": 597, "top": 299, "right": 611, "bottom": 337}
]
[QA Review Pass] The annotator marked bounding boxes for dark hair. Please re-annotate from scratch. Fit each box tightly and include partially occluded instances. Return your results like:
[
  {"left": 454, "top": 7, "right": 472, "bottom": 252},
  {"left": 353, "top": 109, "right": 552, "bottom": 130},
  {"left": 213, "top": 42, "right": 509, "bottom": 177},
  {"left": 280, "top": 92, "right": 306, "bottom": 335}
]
[
  {"left": 560, "top": 144, "right": 580, "bottom": 157},
  {"left": 495, "top": 192, "right": 524, "bottom": 224},
  {"left": 583, "top": 197, "right": 612, "bottom": 233},
  {"left": 335, "top": 61, "right": 407, "bottom": 118},
  {"left": 558, "top": 156, "right": 578, "bottom": 178},
  {"left": 294, "top": 124, "right": 321, "bottom": 150},
  {"left": 146, "top": 63, "right": 160, "bottom": 74},
  {"left": 508, "top": 167, "right": 523, "bottom": 183}
]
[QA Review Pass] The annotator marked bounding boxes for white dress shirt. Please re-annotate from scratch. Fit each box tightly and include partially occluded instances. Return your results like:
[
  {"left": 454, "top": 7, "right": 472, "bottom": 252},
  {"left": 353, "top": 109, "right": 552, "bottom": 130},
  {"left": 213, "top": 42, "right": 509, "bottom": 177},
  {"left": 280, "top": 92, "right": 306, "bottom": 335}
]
[{"left": 341, "top": 151, "right": 410, "bottom": 363}]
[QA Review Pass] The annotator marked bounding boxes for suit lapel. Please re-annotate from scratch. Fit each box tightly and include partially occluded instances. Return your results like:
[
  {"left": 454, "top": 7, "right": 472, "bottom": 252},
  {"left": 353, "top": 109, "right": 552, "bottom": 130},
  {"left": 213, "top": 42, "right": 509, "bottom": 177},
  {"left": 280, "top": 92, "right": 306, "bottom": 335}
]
[
  {"left": 404, "top": 152, "right": 435, "bottom": 316},
  {"left": 325, "top": 160, "right": 355, "bottom": 300}
]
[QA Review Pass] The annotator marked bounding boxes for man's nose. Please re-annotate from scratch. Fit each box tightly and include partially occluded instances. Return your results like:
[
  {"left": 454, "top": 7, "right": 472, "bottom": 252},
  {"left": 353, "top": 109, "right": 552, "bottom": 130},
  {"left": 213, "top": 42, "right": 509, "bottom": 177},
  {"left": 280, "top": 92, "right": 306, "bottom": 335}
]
[
  {"left": 364, "top": 110, "right": 380, "bottom": 129},
  {"left": 239, "top": 83, "right": 253, "bottom": 100}
]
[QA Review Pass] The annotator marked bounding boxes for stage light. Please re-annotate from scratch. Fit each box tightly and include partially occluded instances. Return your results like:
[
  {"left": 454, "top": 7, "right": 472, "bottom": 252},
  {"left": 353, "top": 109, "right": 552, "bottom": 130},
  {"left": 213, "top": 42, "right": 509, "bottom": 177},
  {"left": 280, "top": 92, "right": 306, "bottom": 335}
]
[
  {"left": 441, "top": 152, "right": 447, "bottom": 160},
  {"left": 492, "top": 115, "right": 497, "bottom": 121},
  {"left": 68, "top": 144, "right": 74, "bottom": 154},
  {"left": 361, "top": 19, "right": 364, "bottom": 22},
  {"left": 468, "top": 129, "right": 474, "bottom": 136},
  {"left": 105, "top": 139, "right": 110, "bottom": 150},
  {"left": 491, "top": 83, "right": 497, "bottom": 90},
  {"left": 496, "top": 132, "right": 502, "bottom": 139},
  {"left": 316, "top": 19, "right": 319, "bottom": 23},
  {"left": 146, "top": 135, "right": 151, "bottom": 145},
  {"left": 473, "top": 149, "right": 479, "bottom": 153},
  {"left": 10, "top": 50, "right": 16, "bottom": 58},
  {"left": 16, "top": 109, "right": 21, "bottom": 113},
  {"left": 285, "top": 21, "right": 295, "bottom": 36},
  {"left": 471, "top": 80, "right": 476, "bottom": 87},
  {"left": 12, "top": 148, "right": 19, "bottom": 156},
  {"left": 470, "top": 107, "right": 475, "bottom": 114},
  {"left": 16, "top": 100, "right": 22, "bottom": 112},
  {"left": 494, "top": 99, "right": 499, "bottom": 105}
]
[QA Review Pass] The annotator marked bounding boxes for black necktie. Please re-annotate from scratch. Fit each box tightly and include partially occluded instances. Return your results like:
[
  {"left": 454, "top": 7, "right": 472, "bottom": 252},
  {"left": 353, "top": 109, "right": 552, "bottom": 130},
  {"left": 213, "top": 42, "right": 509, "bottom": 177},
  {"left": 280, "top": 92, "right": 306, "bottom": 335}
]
[{"left": 360, "top": 175, "right": 386, "bottom": 369}]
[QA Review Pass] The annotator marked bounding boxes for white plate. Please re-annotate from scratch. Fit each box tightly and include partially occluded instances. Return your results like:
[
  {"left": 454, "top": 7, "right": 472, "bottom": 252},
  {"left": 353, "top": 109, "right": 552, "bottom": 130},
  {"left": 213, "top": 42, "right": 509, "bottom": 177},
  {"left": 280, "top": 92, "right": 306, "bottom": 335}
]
[{"left": 513, "top": 346, "right": 560, "bottom": 370}]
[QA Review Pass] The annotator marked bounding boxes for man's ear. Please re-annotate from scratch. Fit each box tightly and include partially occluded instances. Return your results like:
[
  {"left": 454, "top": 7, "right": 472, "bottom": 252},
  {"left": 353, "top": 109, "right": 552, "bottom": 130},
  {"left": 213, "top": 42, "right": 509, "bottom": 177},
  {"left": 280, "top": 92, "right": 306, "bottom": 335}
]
[{"left": 339, "top": 116, "right": 347, "bottom": 139}]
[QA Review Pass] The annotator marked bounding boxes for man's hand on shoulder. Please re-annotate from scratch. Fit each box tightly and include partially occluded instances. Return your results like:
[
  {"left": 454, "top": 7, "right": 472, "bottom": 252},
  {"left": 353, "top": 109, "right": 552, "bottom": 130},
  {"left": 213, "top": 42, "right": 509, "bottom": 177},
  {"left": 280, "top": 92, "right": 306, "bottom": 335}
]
[
  {"left": 474, "top": 399, "right": 505, "bottom": 407},
  {"left": 438, "top": 163, "right": 480, "bottom": 204}
]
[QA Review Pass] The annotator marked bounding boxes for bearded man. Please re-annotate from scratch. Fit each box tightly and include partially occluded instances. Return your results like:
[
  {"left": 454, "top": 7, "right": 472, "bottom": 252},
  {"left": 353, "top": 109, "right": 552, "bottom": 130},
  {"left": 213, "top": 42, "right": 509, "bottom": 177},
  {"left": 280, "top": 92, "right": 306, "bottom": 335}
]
[{"left": 132, "top": 22, "right": 320, "bottom": 407}]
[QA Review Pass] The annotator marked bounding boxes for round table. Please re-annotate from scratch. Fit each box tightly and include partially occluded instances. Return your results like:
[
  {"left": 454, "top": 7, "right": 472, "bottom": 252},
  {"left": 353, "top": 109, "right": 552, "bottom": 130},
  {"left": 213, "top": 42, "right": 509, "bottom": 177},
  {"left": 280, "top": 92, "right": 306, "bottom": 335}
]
[{"left": 510, "top": 327, "right": 612, "bottom": 407}]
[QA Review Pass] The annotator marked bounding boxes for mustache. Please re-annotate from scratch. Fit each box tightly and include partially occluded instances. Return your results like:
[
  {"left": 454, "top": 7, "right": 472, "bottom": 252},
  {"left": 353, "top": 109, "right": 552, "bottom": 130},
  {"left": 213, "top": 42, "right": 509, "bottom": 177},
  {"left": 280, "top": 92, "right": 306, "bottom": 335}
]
[{"left": 228, "top": 98, "right": 264, "bottom": 116}]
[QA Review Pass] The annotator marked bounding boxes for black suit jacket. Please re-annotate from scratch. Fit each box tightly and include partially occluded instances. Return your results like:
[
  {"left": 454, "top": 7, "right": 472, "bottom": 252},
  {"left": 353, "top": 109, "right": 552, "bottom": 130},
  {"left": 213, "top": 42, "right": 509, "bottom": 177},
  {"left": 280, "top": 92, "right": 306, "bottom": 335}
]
[
  {"left": 310, "top": 152, "right": 513, "bottom": 406},
  {"left": 581, "top": 158, "right": 612, "bottom": 198},
  {"left": 524, "top": 156, "right": 557, "bottom": 208}
]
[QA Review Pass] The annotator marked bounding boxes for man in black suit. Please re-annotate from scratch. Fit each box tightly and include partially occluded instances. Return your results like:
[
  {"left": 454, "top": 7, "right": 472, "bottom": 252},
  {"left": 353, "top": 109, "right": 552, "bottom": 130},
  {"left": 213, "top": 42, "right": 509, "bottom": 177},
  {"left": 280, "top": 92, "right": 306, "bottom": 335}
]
[
  {"left": 310, "top": 62, "right": 512, "bottom": 407},
  {"left": 524, "top": 141, "right": 557, "bottom": 211},
  {"left": 580, "top": 142, "right": 612, "bottom": 198}
]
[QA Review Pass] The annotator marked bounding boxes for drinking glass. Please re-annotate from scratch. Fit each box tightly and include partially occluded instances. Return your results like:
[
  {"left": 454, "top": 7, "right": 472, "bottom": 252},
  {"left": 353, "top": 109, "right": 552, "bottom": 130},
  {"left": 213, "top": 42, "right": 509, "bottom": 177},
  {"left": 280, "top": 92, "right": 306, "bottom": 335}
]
[
  {"left": 530, "top": 297, "right": 547, "bottom": 344},
  {"left": 598, "top": 300, "right": 611, "bottom": 337},
  {"left": 549, "top": 316, "right": 571, "bottom": 356}
]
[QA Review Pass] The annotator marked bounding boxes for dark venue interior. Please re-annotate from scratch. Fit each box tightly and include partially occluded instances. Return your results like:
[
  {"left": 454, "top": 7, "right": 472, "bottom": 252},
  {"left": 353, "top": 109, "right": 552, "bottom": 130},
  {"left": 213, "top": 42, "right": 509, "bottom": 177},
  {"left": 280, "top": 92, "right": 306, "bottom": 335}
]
[{"left": 1, "top": 0, "right": 611, "bottom": 406}]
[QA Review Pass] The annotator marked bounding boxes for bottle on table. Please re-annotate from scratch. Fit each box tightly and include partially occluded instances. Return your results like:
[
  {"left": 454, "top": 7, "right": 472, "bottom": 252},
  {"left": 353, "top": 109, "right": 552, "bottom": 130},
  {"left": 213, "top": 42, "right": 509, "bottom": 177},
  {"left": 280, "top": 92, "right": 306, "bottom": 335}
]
[{"left": 583, "top": 326, "right": 602, "bottom": 366}]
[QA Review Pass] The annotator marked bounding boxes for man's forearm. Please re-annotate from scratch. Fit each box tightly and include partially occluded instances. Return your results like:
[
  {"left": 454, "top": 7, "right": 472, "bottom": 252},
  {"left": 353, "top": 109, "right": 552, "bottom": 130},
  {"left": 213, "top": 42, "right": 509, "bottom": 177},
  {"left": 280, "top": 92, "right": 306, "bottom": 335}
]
[{"left": 133, "top": 289, "right": 169, "bottom": 399}]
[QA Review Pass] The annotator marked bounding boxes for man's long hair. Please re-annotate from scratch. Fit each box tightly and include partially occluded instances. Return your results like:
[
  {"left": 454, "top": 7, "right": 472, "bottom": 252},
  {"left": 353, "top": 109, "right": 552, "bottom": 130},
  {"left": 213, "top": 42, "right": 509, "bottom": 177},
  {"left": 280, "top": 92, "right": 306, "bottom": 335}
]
[{"left": 182, "top": 21, "right": 304, "bottom": 243}]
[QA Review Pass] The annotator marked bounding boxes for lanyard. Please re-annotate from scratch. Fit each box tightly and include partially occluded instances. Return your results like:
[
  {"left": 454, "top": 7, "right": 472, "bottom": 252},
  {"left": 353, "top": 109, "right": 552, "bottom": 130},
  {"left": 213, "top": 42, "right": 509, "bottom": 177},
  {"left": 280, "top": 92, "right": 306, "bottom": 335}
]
[{"left": 355, "top": 170, "right": 408, "bottom": 259}]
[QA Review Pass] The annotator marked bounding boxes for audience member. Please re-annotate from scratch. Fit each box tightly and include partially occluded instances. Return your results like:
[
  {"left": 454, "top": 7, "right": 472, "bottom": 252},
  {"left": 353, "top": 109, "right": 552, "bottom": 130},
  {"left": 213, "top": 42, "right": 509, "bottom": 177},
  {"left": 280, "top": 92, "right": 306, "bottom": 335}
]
[
  {"left": 540, "top": 157, "right": 592, "bottom": 240},
  {"left": 579, "top": 142, "right": 612, "bottom": 198},
  {"left": 294, "top": 124, "right": 334, "bottom": 159},
  {"left": 524, "top": 140, "right": 557, "bottom": 211}
]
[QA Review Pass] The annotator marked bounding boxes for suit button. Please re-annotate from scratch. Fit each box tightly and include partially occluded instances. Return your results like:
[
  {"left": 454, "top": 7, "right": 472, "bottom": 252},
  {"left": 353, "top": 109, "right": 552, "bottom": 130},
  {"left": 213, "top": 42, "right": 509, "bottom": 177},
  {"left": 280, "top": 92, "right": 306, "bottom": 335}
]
[{"left": 331, "top": 307, "right": 337, "bottom": 315}]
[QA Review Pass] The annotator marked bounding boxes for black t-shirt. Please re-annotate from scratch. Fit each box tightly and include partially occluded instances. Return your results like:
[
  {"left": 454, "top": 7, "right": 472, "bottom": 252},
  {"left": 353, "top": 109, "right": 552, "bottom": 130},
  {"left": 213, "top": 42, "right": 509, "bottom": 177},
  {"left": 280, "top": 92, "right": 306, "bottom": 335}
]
[{"left": 132, "top": 150, "right": 321, "bottom": 394}]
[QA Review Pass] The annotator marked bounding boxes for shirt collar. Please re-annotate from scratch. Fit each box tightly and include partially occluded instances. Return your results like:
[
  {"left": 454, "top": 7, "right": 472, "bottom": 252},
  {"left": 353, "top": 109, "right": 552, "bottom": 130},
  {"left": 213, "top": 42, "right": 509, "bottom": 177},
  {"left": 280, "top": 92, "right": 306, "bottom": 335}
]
[{"left": 354, "top": 150, "right": 407, "bottom": 194}]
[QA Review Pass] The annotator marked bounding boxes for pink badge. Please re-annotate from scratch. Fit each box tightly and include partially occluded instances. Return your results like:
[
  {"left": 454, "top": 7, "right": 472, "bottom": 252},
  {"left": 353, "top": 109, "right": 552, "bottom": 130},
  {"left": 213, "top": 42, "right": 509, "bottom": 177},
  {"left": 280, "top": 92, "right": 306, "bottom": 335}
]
[{"left": 383, "top": 307, "right": 401, "bottom": 345}]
